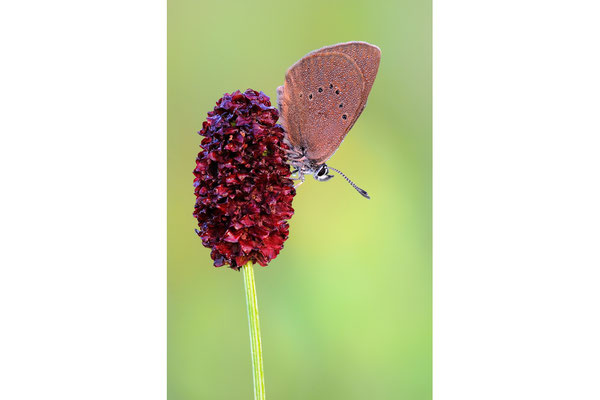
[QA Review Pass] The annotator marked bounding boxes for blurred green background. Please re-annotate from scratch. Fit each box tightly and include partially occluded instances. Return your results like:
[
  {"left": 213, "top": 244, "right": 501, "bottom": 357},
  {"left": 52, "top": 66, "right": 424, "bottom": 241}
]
[{"left": 168, "top": 0, "right": 431, "bottom": 399}]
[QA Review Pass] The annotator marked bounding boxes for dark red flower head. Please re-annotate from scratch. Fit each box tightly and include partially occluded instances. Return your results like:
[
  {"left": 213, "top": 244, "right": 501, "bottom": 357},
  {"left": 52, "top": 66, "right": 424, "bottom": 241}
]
[{"left": 193, "top": 89, "right": 296, "bottom": 270}]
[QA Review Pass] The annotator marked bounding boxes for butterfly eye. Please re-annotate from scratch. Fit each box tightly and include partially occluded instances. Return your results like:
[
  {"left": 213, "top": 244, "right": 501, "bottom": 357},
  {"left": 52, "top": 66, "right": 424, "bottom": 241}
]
[
  {"left": 329, "top": 83, "right": 333, "bottom": 89},
  {"left": 342, "top": 114, "right": 347, "bottom": 120},
  {"left": 308, "top": 94, "right": 313, "bottom": 100},
  {"left": 339, "top": 103, "right": 343, "bottom": 108},
  {"left": 318, "top": 87, "right": 323, "bottom": 93},
  {"left": 335, "top": 89, "right": 340, "bottom": 95},
  {"left": 314, "top": 164, "right": 333, "bottom": 182}
]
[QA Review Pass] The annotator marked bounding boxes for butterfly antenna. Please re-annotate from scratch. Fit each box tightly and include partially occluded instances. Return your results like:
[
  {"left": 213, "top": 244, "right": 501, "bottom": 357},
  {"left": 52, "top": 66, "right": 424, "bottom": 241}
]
[{"left": 328, "top": 166, "right": 370, "bottom": 199}]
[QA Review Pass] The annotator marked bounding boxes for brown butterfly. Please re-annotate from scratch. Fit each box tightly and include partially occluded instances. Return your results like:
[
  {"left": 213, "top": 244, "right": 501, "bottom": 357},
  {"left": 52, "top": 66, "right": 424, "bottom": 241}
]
[{"left": 277, "top": 41, "right": 381, "bottom": 199}]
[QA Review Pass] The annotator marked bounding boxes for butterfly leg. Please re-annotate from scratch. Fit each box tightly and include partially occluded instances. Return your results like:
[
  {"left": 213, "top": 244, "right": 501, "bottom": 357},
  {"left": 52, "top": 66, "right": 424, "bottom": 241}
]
[
  {"left": 290, "top": 166, "right": 303, "bottom": 180},
  {"left": 293, "top": 170, "right": 305, "bottom": 188}
]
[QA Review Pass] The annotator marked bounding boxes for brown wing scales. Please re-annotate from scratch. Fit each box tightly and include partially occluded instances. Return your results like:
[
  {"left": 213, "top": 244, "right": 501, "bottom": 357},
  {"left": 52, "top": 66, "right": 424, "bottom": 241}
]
[
  {"left": 310, "top": 41, "right": 381, "bottom": 99},
  {"left": 279, "top": 52, "right": 365, "bottom": 165},
  {"left": 310, "top": 41, "right": 381, "bottom": 130}
]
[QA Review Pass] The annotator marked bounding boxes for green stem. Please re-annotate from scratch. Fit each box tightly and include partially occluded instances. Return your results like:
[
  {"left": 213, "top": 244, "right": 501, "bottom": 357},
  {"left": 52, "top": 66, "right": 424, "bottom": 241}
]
[{"left": 242, "top": 261, "right": 265, "bottom": 400}]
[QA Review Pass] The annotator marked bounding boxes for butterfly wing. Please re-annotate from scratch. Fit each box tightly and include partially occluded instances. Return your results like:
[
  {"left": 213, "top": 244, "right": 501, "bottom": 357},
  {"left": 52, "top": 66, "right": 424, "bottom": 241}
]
[
  {"left": 279, "top": 52, "right": 365, "bottom": 165},
  {"left": 310, "top": 41, "right": 381, "bottom": 100},
  {"left": 310, "top": 41, "right": 381, "bottom": 130}
]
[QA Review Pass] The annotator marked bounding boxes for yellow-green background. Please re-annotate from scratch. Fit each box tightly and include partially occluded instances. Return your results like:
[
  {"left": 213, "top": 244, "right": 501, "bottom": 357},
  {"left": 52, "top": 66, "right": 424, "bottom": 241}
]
[{"left": 168, "top": 0, "right": 431, "bottom": 398}]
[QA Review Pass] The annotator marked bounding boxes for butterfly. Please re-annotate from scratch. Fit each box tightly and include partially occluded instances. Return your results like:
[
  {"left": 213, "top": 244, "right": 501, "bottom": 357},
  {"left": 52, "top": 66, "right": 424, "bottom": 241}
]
[{"left": 277, "top": 41, "right": 381, "bottom": 199}]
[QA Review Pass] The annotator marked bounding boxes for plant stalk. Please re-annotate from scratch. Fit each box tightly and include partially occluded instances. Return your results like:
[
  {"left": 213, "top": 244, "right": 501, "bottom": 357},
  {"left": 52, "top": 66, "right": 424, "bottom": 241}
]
[{"left": 242, "top": 261, "right": 265, "bottom": 400}]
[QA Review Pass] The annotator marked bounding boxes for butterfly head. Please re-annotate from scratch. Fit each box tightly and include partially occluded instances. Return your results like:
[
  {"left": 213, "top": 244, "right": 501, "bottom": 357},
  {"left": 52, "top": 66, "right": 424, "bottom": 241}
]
[{"left": 314, "top": 164, "right": 334, "bottom": 182}]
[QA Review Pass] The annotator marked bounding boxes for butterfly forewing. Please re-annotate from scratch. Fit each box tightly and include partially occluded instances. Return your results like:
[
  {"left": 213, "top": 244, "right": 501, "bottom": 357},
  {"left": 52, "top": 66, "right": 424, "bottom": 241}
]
[
  {"left": 279, "top": 52, "right": 365, "bottom": 165},
  {"left": 310, "top": 41, "right": 381, "bottom": 99},
  {"left": 311, "top": 41, "right": 381, "bottom": 130}
]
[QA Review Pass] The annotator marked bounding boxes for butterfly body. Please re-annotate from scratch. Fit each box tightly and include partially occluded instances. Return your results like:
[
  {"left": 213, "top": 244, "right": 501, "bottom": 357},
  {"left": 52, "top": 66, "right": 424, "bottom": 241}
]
[{"left": 277, "top": 41, "right": 381, "bottom": 198}]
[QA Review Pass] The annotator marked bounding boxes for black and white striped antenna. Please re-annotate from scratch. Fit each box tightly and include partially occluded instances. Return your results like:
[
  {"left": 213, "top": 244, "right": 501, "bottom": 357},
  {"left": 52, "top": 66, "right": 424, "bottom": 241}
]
[{"left": 328, "top": 166, "right": 370, "bottom": 199}]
